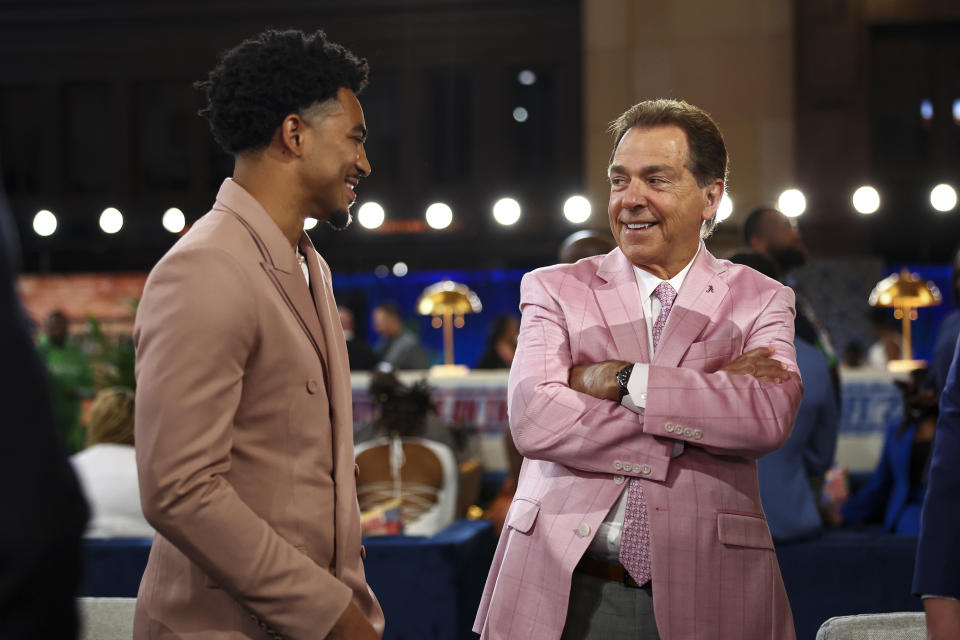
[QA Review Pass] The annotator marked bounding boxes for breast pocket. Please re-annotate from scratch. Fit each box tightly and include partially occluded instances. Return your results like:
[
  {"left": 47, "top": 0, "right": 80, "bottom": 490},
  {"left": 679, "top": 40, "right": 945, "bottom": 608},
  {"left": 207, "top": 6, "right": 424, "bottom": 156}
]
[{"left": 683, "top": 339, "right": 734, "bottom": 372}]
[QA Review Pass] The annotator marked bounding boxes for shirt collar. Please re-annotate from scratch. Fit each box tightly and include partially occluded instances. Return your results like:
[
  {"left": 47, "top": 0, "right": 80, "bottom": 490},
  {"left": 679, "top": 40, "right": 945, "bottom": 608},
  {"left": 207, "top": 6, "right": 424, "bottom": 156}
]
[{"left": 632, "top": 243, "right": 700, "bottom": 300}]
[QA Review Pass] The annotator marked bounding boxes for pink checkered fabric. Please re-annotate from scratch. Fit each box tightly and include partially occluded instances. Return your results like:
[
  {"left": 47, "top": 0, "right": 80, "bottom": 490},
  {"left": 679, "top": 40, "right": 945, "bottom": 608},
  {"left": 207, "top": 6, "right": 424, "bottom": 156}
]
[{"left": 619, "top": 282, "right": 676, "bottom": 586}]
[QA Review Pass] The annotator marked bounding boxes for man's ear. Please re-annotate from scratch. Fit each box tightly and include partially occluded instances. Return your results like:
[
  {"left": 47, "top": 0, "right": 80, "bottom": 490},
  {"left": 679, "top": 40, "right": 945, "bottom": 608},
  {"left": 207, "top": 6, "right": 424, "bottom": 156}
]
[
  {"left": 279, "top": 113, "right": 306, "bottom": 157},
  {"left": 702, "top": 179, "right": 724, "bottom": 221}
]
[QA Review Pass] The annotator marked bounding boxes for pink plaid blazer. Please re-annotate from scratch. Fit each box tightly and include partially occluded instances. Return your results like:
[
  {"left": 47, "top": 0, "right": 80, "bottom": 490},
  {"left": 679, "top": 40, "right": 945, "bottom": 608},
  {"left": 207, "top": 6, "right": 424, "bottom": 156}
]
[{"left": 474, "top": 246, "right": 802, "bottom": 640}]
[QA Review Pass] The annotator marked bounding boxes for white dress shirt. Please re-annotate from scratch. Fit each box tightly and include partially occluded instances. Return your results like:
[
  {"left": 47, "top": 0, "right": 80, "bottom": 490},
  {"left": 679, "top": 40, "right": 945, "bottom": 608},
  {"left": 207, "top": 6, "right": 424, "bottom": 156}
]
[{"left": 585, "top": 246, "right": 699, "bottom": 562}]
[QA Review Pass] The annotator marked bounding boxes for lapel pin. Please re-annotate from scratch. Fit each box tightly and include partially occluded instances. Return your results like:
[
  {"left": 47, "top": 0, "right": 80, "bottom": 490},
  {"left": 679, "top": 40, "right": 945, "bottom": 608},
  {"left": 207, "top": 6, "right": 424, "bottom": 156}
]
[{"left": 707, "top": 285, "right": 714, "bottom": 293}]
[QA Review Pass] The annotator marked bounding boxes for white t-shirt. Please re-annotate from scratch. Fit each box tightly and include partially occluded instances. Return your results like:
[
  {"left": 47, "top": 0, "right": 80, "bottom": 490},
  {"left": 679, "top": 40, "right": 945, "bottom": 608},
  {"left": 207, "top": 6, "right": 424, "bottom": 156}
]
[{"left": 71, "top": 443, "right": 154, "bottom": 538}]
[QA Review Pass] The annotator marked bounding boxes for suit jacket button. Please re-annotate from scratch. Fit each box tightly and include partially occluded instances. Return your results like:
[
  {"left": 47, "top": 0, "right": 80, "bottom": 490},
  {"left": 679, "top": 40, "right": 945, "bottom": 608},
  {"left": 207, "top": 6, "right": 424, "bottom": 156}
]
[
  {"left": 632, "top": 463, "right": 642, "bottom": 473},
  {"left": 641, "top": 465, "right": 651, "bottom": 475},
  {"left": 360, "top": 545, "right": 367, "bottom": 560},
  {"left": 614, "top": 475, "right": 625, "bottom": 485},
  {"left": 683, "top": 427, "right": 694, "bottom": 437},
  {"left": 614, "top": 460, "right": 623, "bottom": 471},
  {"left": 577, "top": 523, "right": 591, "bottom": 537},
  {"left": 306, "top": 379, "right": 319, "bottom": 394},
  {"left": 693, "top": 429, "right": 703, "bottom": 440},
  {"left": 665, "top": 423, "right": 675, "bottom": 433}
]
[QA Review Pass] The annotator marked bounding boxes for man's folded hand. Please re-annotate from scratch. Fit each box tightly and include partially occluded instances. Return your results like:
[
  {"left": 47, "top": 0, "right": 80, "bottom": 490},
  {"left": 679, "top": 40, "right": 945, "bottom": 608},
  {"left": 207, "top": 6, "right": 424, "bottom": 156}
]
[
  {"left": 568, "top": 360, "right": 631, "bottom": 401},
  {"left": 721, "top": 346, "right": 790, "bottom": 383}
]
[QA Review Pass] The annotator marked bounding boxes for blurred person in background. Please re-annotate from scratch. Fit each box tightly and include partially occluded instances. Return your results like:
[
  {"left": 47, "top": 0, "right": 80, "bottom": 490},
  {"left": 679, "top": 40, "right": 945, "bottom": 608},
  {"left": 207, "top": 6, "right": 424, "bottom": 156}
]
[
  {"left": 557, "top": 229, "right": 617, "bottom": 264},
  {"left": 372, "top": 300, "right": 431, "bottom": 370},
  {"left": 729, "top": 252, "right": 839, "bottom": 542},
  {"left": 0, "top": 163, "right": 88, "bottom": 638},
  {"left": 914, "top": 341, "right": 960, "bottom": 639},
  {"left": 133, "top": 29, "right": 382, "bottom": 639},
  {"left": 36, "top": 309, "right": 95, "bottom": 454},
  {"left": 339, "top": 305, "right": 376, "bottom": 371},
  {"left": 474, "top": 314, "right": 519, "bottom": 370},
  {"left": 866, "top": 306, "right": 902, "bottom": 370},
  {"left": 744, "top": 205, "right": 840, "bottom": 403},
  {"left": 931, "top": 247, "right": 960, "bottom": 393},
  {"left": 70, "top": 387, "right": 153, "bottom": 538},
  {"left": 824, "top": 367, "right": 937, "bottom": 535}
]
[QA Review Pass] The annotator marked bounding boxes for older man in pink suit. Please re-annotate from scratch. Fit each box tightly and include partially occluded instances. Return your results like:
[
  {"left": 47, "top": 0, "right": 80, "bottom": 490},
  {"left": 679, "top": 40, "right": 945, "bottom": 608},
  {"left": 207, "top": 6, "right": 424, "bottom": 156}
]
[
  {"left": 134, "top": 30, "right": 382, "bottom": 639},
  {"left": 474, "top": 99, "right": 803, "bottom": 640}
]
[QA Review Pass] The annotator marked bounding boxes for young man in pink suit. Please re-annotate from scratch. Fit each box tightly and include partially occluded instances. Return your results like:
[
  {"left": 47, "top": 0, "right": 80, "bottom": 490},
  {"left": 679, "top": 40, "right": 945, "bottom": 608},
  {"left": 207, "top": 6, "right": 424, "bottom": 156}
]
[
  {"left": 474, "top": 100, "right": 803, "bottom": 640},
  {"left": 134, "top": 30, "right": 382, "bottom": 639}
]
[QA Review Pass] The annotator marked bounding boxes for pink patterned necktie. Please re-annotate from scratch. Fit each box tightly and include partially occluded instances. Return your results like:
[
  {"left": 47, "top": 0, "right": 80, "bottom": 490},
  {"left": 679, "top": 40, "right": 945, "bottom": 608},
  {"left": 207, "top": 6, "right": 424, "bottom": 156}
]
[{"left": 619, "top": 281, "right": 676, "bottom": 586}]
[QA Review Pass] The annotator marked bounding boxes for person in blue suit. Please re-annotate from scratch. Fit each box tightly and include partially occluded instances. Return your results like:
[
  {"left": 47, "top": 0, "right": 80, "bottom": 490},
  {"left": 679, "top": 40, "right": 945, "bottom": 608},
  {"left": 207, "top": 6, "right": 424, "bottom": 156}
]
[
  {"left": 913, "top": 341, "right": 960, "bottom": 639},
  {"left": 831, "top": 368, "right": 937, "bottom": 535},
  {"left": 931, "top": 248, "right": 960, "bottom": 394},
  {"left": 759, "top": 338, "right": 839, "bottom": 541},
  {"left": 729, "top": 251, "right": 840, "bottom": 541}
]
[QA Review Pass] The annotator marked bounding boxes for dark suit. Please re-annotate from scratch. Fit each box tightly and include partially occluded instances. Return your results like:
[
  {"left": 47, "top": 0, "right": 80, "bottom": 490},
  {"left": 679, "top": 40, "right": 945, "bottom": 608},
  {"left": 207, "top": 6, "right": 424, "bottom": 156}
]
[
  {"left": 0, "top": 191, "right": 88, "bottom": 638},
  {"left": 913, "top": 339, "right": 960, "bottom": 598}
]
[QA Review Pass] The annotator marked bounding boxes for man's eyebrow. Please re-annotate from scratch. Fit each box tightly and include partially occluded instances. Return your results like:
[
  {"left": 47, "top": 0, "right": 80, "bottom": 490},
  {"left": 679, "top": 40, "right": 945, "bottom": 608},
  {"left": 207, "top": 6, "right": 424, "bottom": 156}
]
[{"left": 607, "top": 163, "right": 676, "bottom": 176}]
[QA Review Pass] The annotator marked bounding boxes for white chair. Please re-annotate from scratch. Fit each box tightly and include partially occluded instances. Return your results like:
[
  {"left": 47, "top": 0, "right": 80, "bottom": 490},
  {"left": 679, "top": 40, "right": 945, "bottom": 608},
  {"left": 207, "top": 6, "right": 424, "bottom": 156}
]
[
  {"left": 816, "top": 612, "right": 926, "bottom": 640},
  {"left": 355, "top": 436, "right": 458, "bottom": 536},
  {"left": 77, "top": 597, "right": 136, "bottom": 640}
]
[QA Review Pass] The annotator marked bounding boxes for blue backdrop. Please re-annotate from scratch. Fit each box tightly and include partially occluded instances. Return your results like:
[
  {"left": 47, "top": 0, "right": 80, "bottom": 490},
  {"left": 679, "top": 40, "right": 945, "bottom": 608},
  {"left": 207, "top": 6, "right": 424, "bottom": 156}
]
[{"left": 333, "top": 268, "right": 528, "bottom": 368}]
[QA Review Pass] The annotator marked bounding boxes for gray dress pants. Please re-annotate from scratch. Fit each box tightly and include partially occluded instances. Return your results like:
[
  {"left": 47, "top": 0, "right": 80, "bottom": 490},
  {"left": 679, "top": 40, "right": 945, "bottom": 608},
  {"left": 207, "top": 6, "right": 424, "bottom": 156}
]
[{"left": 560, "top": 571, "right": 661, "bottom": 640}]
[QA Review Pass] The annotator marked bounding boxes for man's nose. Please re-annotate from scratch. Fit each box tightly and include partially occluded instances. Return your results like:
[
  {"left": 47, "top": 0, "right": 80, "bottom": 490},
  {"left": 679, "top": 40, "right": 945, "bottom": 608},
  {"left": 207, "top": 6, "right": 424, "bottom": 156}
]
[
  {"left": 357, "top": 145, "right": 371, "bottom": 178},
  {"left": 621, "top": 180, "right": 648, "bottom": 210}
]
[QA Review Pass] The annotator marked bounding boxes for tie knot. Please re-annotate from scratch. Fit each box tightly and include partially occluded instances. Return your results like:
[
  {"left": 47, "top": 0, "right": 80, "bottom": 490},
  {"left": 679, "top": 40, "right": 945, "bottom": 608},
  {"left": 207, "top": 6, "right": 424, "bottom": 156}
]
[{"left": 653, "top": 282, "right": 677, "bottom": 308}]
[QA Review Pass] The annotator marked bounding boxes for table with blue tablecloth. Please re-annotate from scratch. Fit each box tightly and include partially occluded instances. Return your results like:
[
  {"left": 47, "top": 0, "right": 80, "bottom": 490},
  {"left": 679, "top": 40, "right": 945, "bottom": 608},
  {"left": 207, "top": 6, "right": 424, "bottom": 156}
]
[{"left": 80, "top": 519, "right": 495, "bottom": 640}]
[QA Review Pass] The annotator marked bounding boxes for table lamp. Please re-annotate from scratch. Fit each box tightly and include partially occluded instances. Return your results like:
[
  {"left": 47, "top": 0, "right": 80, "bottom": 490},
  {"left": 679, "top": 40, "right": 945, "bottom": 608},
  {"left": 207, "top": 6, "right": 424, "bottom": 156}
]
[
  {"left": 868, "top": 268, "right": 941, "bottom": 372},
  {"left": 417, "top": 280, "right": 482, "bottom": 376}
]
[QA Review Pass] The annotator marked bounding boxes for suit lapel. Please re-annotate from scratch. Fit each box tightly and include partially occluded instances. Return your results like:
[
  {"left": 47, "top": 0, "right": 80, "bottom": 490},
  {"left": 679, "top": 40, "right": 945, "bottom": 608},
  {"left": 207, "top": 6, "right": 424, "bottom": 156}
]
[
  {"left": 595, "top": 249, "right": 650, "bottom": 364},
  {"left": 654, "top": 245, "right": 728, "bottom": 368},
  {"left": 214, "top": 179, "right": 328, "bottom": 366}
]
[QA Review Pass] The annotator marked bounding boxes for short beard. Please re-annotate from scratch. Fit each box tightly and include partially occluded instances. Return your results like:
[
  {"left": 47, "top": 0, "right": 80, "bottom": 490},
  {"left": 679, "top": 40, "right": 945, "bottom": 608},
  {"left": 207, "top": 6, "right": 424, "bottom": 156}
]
[{"left": 326, "top": 209, "right": 353, "bottom": 231}]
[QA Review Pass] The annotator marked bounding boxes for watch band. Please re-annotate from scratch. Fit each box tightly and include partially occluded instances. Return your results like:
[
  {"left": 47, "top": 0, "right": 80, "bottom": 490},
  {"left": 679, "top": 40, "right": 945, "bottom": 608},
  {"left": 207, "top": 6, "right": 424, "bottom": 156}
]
[{"left": 616, "top": 364, "right": 633, "bottom": 402}]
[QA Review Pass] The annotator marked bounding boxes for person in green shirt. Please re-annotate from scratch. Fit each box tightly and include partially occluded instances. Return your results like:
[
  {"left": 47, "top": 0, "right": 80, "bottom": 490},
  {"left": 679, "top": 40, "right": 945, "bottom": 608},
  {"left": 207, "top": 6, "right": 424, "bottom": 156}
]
[{"left": 36, "top": 310, "right": 94, "bottom": 454}]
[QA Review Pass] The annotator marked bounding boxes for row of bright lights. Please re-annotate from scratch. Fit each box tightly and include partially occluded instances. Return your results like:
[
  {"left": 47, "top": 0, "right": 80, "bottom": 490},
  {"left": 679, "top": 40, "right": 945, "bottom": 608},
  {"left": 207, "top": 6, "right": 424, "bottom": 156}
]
[
  {"left": 29, "top": 184, "right": 959, "bottom": 237},
  {"left": 775, "top": 184, "right": 959, "bottom": 217}
]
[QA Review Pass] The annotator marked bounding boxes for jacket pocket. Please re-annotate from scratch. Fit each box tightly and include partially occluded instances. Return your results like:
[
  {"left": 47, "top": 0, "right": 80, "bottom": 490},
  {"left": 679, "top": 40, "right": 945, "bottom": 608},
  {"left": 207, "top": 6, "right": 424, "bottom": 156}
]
[
  {"left": 717, "top": 511, "right": 774, "bottom": 549},
  {"left": 505, "top": 497, "right": 541, "bottom": 534}
]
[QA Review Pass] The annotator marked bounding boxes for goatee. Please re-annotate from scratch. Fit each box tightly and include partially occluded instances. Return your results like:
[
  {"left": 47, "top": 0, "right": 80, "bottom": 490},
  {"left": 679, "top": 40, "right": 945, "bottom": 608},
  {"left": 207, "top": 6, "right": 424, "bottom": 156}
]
[{"left": 327, "top": 209, "right": 353, "bottom": 231}]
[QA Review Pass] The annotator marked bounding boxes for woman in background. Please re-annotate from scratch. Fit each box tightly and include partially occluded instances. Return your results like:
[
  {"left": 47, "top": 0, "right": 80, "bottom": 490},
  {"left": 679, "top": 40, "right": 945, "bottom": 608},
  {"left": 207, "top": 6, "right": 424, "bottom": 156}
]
[{"left": 70, "top": 387, "right": 153, "bottom": 538}]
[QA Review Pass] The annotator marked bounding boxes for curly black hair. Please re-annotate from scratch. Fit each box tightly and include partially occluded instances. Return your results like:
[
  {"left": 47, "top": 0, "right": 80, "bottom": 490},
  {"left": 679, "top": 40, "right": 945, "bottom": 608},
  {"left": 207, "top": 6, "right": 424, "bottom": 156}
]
[{"left": 196, "top": 28, "right": 369, "bottom": 155}]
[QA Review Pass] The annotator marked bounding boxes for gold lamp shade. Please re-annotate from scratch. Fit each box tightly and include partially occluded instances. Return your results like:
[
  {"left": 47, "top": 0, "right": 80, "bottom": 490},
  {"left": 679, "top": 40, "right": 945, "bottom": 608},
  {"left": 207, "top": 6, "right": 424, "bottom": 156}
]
[
  {"left": 417, "top": 281, "right": 482, "bottom": 369},
  {"left": 868, "top": 268, "right": 941, "bottom": 368}
]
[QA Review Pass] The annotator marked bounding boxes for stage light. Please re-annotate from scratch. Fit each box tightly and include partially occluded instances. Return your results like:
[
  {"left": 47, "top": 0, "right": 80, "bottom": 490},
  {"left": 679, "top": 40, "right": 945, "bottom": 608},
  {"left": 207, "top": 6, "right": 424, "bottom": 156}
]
[
  {"left": 921, "top": 99, "right": 934, "bottom": 121},
  {"left": 162, "top": 207, "right": 185, "bottom": 233},
  {"left": 303, "top": 217, "right": 318, "bottom": 230},
  {"left": 517, "top": 70, "right": 537, "bottom": 86},
  {"left": 392, "top": 262, "right": 408, "bottom": 277},
  {"left": 512, "top": 107, "right": 529, "bottom": 123},
  {"left": 931, "top": 184, "right": 958, "bottom": 213},
  {"left": 492, "top": 197, "right": 521, "bottom": 226},
  {"left": 954, "top": 99, "right": 960, "bottom": 125},
  {"left": 852, "top": 186, "right": 880, "bottom": 215},
  {"left": 100, "top": 207, "right": 123, "bottom": 234},
  {"left": 33, "top": 209, "right": 57, "bottom": 237},
  {"left": 716, "top": 193, "right": 733, "bottom": 222},
  {"left": 426, "top": 202, "right": 453, "bottom": 229},
  {"left": 358, "top": 202, "right": 385, "bottom": 229},
  {"left": 563, "top": 195, "right": 591, "bottom": 223},
  {"left": 374, "top": 264, "right": 389, "bottom": 278},
  {"left": 777, "top": 189, "right": 806, "bottom": 217}
]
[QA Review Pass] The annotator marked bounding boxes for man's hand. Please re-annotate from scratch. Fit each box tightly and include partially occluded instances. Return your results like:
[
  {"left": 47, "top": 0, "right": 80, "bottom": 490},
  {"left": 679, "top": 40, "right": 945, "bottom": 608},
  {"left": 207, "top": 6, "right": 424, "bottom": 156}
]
[
  {"left": 721, "top": 346, "right": 790, "bottom": 383},
  {"left": 569, "top": 360, "right": 631, "bottom": 402},
  {"left": 924, "top": 597, "right": 960, "bottom": 640},
  {"left": 326, "top": 601, "right": 378, "bottom": 640}
]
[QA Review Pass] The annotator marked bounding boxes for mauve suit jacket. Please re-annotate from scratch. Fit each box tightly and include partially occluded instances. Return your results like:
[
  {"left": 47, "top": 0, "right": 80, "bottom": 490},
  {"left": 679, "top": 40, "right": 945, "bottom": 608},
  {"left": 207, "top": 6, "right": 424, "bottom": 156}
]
[
  {"left": 474, "top": 246, "right": 802, "bottom": 640},
  {"left": 134, "top": 179, "right": 383, "bottom": 639}
]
